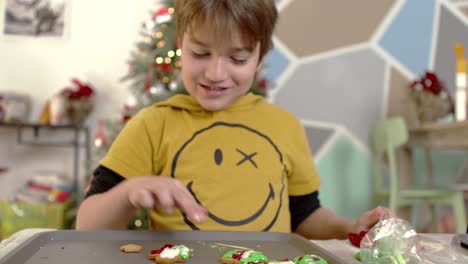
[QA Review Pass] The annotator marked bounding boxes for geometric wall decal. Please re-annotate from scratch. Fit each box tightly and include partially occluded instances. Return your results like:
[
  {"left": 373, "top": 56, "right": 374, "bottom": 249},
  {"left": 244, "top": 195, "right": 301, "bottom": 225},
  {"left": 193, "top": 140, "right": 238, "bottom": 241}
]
[
  {"left": 462, "top": 6, "right": 468, "bottom": 18},
  {"left": 263, "top": 47, "right": 291, "bottom": 84},
  {"left": 274, "top": 49, "right": 385, "bottom": 145},
  {"left": 434, "top": 5, "right": 468, "bottom": 96},
  {"left": 276, "top": 0, "right": 395, "bottom": 58},
  {"left": 304, "top": 126, "right": 334, "bottom": 156},
  {"left": 379, "top": 0, "right": 436, "bottom": 75},
  {"left": 386, "top": 67, "right": 415, "bottom": 124},
  {"left": 316, "top": 134, "right": 372, "bottom": 220}
]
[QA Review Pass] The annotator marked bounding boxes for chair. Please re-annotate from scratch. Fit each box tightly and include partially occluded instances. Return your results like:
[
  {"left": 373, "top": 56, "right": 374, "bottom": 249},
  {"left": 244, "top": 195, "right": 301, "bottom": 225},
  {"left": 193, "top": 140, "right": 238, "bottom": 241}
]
[{"left": 370, "top": 117, "right": 467, "bottom": 233}]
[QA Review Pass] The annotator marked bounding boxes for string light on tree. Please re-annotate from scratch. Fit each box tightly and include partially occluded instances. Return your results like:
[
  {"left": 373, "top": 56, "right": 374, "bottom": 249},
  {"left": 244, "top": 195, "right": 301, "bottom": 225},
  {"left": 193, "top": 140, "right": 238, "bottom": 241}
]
[
  {"left": 126, "top": 95, "right": 137, "bottom": 108},
  {"left": 93, "top": 121, "right": 107, "bottom": 148}
]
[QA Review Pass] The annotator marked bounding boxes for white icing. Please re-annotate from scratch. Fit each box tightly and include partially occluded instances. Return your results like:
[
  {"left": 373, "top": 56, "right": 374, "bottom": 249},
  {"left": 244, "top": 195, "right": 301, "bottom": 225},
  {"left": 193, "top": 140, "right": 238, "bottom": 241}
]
[
  {"left": 160, "top": 248, "right": 179, "bottom": 258},
  {"left": 160, "top": 245, "right": 190, "bottom": 259}
]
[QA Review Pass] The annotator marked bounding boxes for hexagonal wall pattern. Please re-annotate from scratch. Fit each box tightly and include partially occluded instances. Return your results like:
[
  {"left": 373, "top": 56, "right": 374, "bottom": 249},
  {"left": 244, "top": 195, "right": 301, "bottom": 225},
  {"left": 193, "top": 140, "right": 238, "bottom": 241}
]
[
  {"left": 434, "top": 4, "right": 468, "bottom": 96},
  {"left": 263, "top": 46, "right": 291, "bottom": 84},
  {"left": 462, "top": 6, "right": 468, "bottom": 17},
  {"left": 316, "top": 134, "right": 372, "bottom": 220},
  {"left": 379, "top": 0, "right": 436, "bottom": 75},
  {"left": 266, "top": 0, "right": 468, "bottom": 217},
  {"left": 274, "top": 49, "right": 385, "bottom": 144},
  {"left": 275, "top": 0, "right": 395, "bottom": 58},
  {"left": 304, "top": 126, "right": 333, "bottom": 156},
  {"left": 386, "top": 67, "right": 413, "bottom": 121}
]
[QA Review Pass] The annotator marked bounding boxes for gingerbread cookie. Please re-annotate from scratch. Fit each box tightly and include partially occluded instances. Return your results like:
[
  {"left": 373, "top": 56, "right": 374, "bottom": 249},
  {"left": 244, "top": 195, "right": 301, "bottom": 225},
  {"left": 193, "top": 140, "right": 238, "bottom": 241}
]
[
  {"left": 119, "top": 244, "right": 142, "bottom": 253},
  {"left": 293, "top": 254, "right": 328, "bottom": 264},
  {"left": 148, "top": 243, "right": 192, "bottom": 264},
  {"left": 221, "top": 249, "right": 269, "bottom": 264}
]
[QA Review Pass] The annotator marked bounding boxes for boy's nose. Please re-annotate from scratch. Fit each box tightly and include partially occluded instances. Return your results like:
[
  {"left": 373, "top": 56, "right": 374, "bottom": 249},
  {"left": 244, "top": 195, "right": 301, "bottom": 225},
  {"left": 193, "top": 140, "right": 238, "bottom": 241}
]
[{"left": 205, "top": 58, "right": 227, "bottom": 83}]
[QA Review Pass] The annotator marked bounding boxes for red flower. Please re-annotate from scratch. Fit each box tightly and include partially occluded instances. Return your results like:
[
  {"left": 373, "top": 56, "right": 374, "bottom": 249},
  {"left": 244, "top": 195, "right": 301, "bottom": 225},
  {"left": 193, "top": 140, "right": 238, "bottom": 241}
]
[
  {"left": 258, "top": 78, "right": 267, "bottom": 90},
  {"left": 409, "top": 71, "right": 446, "bottom": 95},
  {"left": 65, "top": 78, "right": 94, "bottom": 99},
  {"left": 421, "top": 71, "right": 443, "bottom": 95}
]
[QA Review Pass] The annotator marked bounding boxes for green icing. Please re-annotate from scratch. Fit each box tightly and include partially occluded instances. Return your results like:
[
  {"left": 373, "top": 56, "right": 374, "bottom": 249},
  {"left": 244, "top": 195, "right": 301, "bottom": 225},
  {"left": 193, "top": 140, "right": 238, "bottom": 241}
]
[
  {"left": 222, "top": 249, "right": 269, "bottom": 263},
  {"left": 240, "top": 251, "right": 268, "bottom": 263},
  {"left": 173, "top": 245, "right": 191, "bottom": 259},
  {"left": 293, "top": 254, "right": 328, "bottom": 264},
  {"left": 223, "top": 249, "right": 241, "bottom": 258}
]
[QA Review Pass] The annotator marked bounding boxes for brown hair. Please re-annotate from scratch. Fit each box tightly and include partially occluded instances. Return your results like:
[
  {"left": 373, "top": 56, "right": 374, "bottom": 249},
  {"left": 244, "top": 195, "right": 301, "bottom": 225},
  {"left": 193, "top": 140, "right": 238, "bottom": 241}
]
[{"left": 175, "top": 0, "right": 278, "bottom": 60}]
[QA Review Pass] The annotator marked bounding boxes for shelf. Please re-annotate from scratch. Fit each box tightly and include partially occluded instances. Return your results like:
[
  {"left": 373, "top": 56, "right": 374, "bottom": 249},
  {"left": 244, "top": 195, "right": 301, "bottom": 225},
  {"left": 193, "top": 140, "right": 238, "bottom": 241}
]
[
  {"left": 0, "top": 122, "right": 91, "bottom": 200},
  {"left": 0, "top": 122, "right": 85, "bottom": 130}
]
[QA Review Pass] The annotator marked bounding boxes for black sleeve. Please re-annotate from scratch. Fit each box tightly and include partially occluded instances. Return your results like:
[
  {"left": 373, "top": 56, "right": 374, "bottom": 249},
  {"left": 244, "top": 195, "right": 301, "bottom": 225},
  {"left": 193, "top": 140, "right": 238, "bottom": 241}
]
[
  {"left": 289, "top": 191, "right": 321, "bottom": 231},
  {"left": 84, "top": 165, "right": 125, "bottom": 198}
]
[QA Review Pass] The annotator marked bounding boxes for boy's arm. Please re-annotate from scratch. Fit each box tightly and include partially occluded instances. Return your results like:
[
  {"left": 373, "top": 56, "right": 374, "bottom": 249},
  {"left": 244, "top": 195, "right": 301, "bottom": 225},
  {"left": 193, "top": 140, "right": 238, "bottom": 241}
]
[
  {"left": 76, "top": 182, "right": 138, "bottom": 230},
  {"left": 294, "top": 206, "right": 386, "bottom": 240},
  {"left": 76, "top": 167, "right": 208, "bottom": 230},
  {"left": 76, "top": 166, "right": 136, "bottom": 230},
  {"left": 294, "top": 207, "right": 354, "bottom": 239}
]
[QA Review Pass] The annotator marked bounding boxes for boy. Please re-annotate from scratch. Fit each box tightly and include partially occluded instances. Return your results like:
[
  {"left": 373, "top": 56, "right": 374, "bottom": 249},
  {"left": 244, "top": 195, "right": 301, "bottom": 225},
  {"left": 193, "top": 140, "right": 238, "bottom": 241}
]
[{"left": 76, "top": 0, "right": 386, "bottom": 239}]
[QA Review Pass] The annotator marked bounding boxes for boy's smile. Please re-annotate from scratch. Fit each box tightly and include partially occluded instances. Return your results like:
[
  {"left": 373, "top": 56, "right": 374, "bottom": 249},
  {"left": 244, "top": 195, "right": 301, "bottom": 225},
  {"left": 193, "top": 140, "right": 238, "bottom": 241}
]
[{"left": 180, "top": 23, "right": 263, "bottom": 111}]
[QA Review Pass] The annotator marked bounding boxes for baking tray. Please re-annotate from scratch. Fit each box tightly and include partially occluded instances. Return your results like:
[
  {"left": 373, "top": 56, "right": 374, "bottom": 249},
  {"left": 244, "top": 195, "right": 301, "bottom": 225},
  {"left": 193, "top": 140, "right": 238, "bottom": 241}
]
[{"left": 0, "top": 230, "right": 346, "bottom": 263}]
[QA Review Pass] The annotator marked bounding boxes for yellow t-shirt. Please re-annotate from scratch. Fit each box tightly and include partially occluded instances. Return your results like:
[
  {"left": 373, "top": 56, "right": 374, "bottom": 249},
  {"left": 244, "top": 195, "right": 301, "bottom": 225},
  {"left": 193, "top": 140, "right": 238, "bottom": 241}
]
[{"left": 101, "top": 93, "right": 320, "bottom": 233}]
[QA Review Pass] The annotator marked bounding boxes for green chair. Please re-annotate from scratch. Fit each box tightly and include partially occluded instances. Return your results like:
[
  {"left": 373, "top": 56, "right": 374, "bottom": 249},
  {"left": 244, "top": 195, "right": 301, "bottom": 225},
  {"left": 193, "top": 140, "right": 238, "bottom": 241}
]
[{"left": 370, "top": 117, "right": 467, "bottom": 233}]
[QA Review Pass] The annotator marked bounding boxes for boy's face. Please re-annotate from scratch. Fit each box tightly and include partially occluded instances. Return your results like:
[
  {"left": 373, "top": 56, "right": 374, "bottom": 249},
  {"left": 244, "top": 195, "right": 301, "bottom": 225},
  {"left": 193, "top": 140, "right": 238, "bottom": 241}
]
[{"left": 181, "top": 24, "right": 263, "bottom": 111}]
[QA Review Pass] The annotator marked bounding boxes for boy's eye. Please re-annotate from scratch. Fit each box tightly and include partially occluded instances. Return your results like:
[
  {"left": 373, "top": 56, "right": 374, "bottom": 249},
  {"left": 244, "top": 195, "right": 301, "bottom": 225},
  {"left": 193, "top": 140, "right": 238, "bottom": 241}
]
[
  {"left": 192, "top": 51, "right": 209, "bottom": 58},
  {"left": 231, "top": 57, "right": 247, "bottom": 65}
]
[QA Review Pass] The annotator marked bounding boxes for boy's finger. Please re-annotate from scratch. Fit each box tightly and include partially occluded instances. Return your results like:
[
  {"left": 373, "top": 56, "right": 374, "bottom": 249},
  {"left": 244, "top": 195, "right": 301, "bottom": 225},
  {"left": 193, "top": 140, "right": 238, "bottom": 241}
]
[
  {"left": 173, "top": 193, "right": 207, "bottom": 223},
  {"left": 154, "top": 189, "right": 175, "bottom": 213},
  {"left": 130, "top": 189, "right": 154, "bottom": 208}
]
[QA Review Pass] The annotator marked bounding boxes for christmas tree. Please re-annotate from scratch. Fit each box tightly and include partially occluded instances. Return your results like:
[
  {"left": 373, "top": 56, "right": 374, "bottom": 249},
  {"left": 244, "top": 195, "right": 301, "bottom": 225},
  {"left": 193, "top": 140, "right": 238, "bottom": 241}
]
[{"left": 91, "top": 0, "right": 269, "bottom": 229}]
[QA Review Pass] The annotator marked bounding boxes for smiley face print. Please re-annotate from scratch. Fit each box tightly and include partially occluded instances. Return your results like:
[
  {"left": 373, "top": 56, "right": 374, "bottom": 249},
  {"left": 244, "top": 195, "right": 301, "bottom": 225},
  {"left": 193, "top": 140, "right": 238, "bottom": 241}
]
[{"left": 170, "top": 121, "right": 288, "bottom": 231}]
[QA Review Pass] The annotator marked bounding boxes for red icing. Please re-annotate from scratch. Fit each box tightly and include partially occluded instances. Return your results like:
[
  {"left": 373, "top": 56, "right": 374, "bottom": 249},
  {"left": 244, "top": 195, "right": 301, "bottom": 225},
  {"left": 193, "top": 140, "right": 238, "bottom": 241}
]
[
  {"left": 150, "top": 243, "right": 174, "bottom": 254},
  {"left": 232, "top": 250, "right": 246, "bottom": 260}
]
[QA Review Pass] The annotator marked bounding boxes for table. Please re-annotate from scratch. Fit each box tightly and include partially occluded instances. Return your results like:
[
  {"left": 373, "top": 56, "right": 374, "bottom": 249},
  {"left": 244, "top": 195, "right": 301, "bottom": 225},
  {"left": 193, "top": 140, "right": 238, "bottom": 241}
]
[
  {"left": 407, "top": 120, "right": 468, "bottom": 188},
  {"left": 0, "top": 229, "right": 465, "bottom": 263}
]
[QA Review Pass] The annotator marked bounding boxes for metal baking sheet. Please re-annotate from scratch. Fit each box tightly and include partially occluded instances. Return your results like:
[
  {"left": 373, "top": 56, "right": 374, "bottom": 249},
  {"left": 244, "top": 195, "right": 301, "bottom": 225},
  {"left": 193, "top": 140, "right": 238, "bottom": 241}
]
[{"left": 0, "top": 230, "right": 347, "bottom": 263}]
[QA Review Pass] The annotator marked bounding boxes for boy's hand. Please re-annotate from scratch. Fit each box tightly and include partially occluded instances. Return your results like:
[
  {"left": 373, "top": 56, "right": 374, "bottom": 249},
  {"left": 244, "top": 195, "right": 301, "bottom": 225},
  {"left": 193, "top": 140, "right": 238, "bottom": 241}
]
[
  {"left": 352, "top": 206, "right": 395, "bottom": 233},
  {"left": 126, "top": 176, "right": 207, "bottom": 223}
]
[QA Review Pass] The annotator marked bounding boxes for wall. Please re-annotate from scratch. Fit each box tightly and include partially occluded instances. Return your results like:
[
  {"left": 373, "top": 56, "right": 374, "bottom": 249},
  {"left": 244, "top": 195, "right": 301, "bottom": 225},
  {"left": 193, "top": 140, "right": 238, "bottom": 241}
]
[{"left": 1, "top": 0, "right": 468, "bottom": 222}]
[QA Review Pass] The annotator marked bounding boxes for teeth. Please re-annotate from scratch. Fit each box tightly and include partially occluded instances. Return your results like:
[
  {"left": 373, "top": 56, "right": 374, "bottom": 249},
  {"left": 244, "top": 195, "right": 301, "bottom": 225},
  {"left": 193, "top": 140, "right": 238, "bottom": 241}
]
[{"left": 208, "top": 87, "right": 223, "bottom": 91}]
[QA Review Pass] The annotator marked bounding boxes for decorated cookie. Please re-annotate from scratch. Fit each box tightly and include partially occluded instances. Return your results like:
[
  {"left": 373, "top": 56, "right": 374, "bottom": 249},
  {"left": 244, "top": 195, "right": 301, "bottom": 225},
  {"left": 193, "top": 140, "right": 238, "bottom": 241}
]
[
  {"left": 222, "top": 249, "right": 269, "bottom": 264},
  {"left": 148, "top": 243, "right": 192, "bottom": 264},
  {"left": 293, "top": 254, "right": 328, "bottom": 264},
  {"left": 267, "top": 261, "right": 295, "bottom": 264}
]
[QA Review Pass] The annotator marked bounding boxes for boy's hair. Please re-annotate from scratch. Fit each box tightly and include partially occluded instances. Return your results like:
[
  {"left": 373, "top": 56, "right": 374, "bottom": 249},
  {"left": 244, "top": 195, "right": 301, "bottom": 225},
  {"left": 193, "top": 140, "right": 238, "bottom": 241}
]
[{"left": 175, "top": 0, "right": 278, "bottom": 60}]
